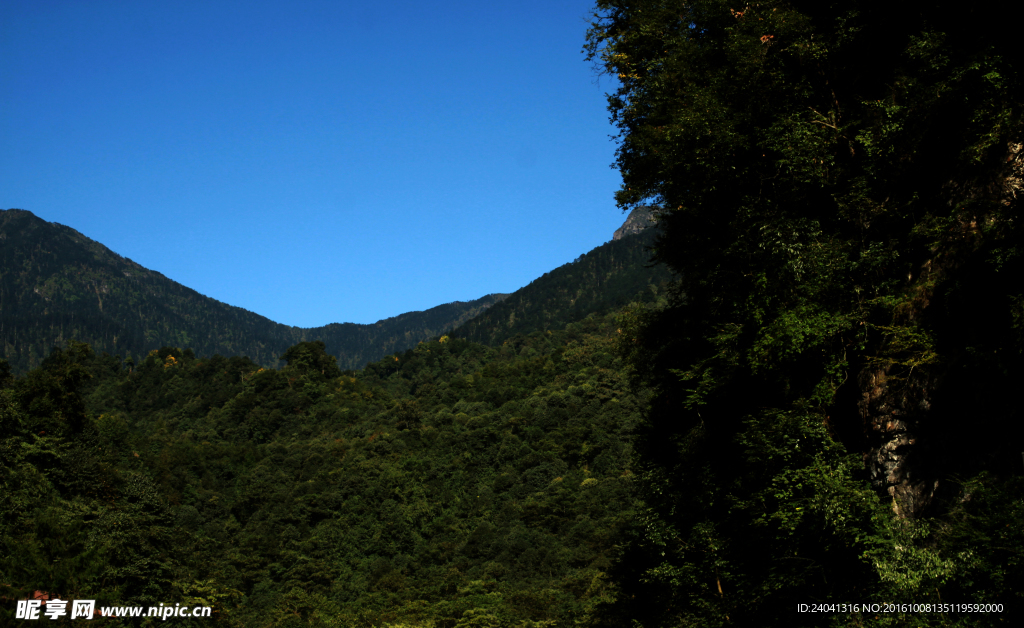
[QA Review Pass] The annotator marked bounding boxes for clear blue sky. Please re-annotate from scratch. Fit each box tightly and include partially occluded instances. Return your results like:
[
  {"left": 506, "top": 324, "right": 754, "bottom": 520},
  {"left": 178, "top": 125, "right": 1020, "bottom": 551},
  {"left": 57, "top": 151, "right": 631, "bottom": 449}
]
[{"left": 1, "top": 0, "right": 626, "bottom": 327}]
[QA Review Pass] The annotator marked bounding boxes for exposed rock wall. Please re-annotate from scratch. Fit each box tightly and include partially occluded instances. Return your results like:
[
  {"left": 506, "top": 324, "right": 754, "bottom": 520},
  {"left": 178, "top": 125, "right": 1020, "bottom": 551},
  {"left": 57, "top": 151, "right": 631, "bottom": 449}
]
[
  {"left": 858, "top": 140, "right": 1023, "bottom": 518},
  {"left": 860, "top": 366, "right": 941, "bottom": 518},
  {"left": 613, "top": 206, "right": 658, "bottom": 240}
]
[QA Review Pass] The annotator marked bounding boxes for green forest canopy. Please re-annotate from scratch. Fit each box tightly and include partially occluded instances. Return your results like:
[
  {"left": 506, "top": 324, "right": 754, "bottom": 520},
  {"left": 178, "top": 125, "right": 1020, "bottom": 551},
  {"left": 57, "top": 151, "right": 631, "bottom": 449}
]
[
  {"left": 1, "top": 314, "right": 645, "bottom": 627},
  {"left": 584, "top": 0, "right": 1023, "bottom": 626},
  {"left": 2, "top": 1, "right": 1023, "bottom": 626}
]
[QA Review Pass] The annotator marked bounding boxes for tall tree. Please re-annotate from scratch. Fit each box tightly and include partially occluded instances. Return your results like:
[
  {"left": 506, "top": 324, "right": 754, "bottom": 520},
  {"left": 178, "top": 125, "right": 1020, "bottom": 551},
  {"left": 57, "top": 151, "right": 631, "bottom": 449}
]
[{"left": 586, "top": 1, "right": 1023, "bottom": 625}]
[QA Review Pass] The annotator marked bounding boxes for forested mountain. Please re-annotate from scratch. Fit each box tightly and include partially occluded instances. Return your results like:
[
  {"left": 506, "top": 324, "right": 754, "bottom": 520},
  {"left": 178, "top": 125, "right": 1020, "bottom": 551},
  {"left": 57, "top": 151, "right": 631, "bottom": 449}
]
[
  {"left": 1, "top": 206, "right": 673, "bottom": 626},
  {"left": 4, "top": 0, "right": 1023, "bottom": 625},
  {"left": 451, "top": 227, "right": 671, "bottom": 346},
  {"left": 1, "top": 313, "right": 641, "bottom": 626},
  {"left": 1, "top": 206, "right": 667, "bottom": 374},
  {"left": 0, "top": 209, "right": 506, "bottom": 373}
]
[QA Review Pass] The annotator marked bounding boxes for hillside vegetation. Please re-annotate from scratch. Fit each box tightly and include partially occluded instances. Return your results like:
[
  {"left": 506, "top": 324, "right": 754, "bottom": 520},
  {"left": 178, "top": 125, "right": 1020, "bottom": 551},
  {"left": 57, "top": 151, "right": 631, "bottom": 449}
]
[
  {"left": 452, "top": 228, "right": 670, "bottom": 346},
  {"left": 0, "top": 208, "right": 505, "bottom": 373},
  {"left": 3, "top": 0, "right": 1022, "bottom": 625},
  {"left": 1, "top": 312, "right": 642, "bottom": 626}
]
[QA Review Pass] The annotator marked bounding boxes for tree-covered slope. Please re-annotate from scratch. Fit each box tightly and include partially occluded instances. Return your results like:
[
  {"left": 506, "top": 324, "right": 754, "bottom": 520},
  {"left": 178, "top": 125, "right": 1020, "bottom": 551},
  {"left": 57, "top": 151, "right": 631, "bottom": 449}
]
[
  {"left": 312, "top": 297, "right": 507, "bottom": 370},
  {"left": 1, "top": 313, "right": 640, "bottom": 626},
  {"left": 451, "top": 228, "right": 671, "bottom": 346},
  {"left": 0, "top": 208, "right": 505, "bottom": 372}
]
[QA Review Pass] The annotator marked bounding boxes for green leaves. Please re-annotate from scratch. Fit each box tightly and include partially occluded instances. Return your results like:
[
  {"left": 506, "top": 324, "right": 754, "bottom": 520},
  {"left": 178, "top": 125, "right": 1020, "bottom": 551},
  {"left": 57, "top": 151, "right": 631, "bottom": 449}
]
[
  {"left": 280, "top": 340, "right": 343, "bottom": 381},
  {"left": 0, "top": 312, "right": 648, "bottom": 626},
  {"left": 587, "top": 0, "right": 1024, "bottom": 625}
]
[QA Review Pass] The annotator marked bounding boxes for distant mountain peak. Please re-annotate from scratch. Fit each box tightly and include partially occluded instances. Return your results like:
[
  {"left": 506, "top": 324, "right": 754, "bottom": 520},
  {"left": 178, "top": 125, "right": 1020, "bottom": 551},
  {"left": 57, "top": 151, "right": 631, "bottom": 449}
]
[{"left": 613, "top": 205, "right": 659, "bottom": 241}]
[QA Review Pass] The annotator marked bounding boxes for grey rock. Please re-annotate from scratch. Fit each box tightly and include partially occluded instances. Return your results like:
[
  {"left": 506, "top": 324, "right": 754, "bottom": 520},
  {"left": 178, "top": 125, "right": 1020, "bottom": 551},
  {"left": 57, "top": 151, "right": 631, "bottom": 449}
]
[{"left": 613, "top": 206, "right": 658, "bottom": 241}]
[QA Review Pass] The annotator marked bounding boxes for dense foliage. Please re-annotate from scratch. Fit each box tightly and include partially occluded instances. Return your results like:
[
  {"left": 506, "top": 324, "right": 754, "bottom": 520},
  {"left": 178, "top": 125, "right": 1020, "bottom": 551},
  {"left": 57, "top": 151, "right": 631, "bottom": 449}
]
[
  {"left": 5, "top": 2, "right": 1022, "bottom": 625},
  {"left": 452, "top": 229, "right": 671, "bottom": 346},
  {"left": 0, "top": 208, "right": 506, "bottom": 373},
  {"left": 1, "top": 310, "right": 645, "bottom": 626},
  {"left": 585, "top": 0, "right": 1023, "bottom": 626}
]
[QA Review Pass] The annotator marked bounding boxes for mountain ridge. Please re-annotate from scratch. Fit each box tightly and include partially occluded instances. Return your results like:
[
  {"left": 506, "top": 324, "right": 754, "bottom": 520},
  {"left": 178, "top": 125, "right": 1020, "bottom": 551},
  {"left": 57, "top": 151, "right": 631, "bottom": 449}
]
[
  {"left": 2, "top": 207, "right": 667, "bottom": 373},
  {"left": 1, "top": 208, "right": 507, "bottom": 372},
  {"left": 450, "top": 226, "right": 671, "bottom": 346}
]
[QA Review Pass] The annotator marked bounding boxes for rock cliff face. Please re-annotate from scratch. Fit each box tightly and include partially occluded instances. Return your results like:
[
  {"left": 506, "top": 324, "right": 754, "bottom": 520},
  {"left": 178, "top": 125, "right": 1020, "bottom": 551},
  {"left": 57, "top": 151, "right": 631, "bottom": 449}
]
[
  {"left": 859, "top": 140, "right": 1024, "bottom": 518},
  {"left": 613, "top": 206, "right": 658, "bottom": 240},
  {"left": 860, "top": 366, "right": 941, "bottom": 518}
]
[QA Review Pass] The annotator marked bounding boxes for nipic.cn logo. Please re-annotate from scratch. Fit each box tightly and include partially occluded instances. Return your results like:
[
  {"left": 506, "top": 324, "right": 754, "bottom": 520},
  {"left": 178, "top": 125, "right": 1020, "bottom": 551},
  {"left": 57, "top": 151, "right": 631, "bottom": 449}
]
[{"left": 15, "top": 599, "right": 213, "bottom": 620}]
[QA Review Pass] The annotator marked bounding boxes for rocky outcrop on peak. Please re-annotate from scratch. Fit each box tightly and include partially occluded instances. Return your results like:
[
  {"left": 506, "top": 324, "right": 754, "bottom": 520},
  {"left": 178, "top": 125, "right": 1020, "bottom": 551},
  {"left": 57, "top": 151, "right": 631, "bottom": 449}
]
[{"left": 613, "top": 206, "right": 658, "bottom": 241}]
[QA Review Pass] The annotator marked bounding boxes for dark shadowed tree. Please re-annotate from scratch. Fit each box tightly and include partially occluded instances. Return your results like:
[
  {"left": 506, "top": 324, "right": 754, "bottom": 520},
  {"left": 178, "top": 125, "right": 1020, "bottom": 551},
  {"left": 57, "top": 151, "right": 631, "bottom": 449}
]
[
  {"left": 586, "top": 0, "right": 1024, "bottom": 625},
  {"left": 280, "top": 341, "right": 343, "bottom": 380}
]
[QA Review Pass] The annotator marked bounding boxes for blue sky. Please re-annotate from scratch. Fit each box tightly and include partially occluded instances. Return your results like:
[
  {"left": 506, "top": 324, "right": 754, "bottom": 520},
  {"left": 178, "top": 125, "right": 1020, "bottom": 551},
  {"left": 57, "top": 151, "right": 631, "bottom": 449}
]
[{"left": 1, "top": 0, "right": 625, "bottom": 327}]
